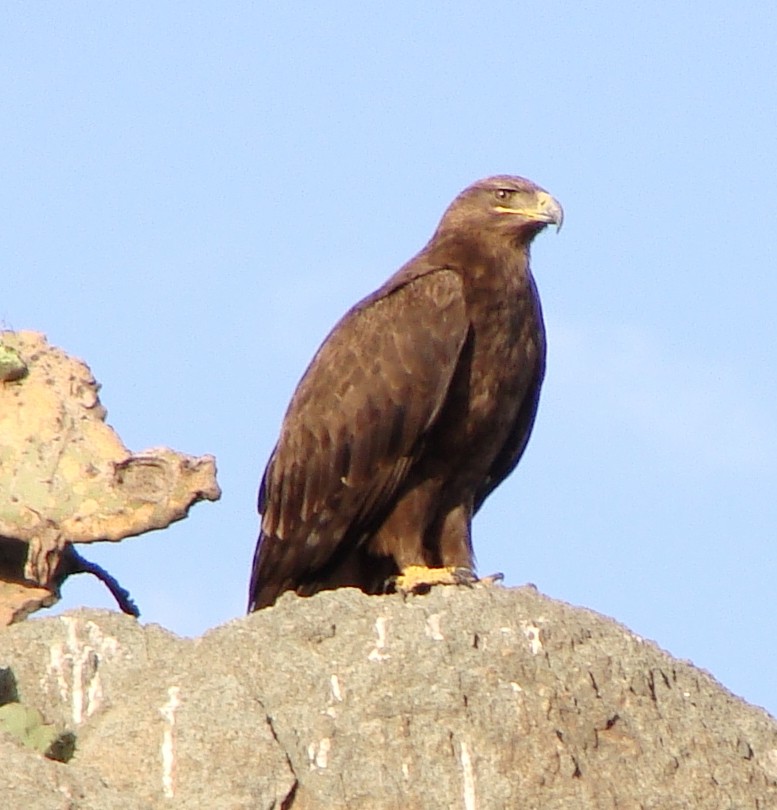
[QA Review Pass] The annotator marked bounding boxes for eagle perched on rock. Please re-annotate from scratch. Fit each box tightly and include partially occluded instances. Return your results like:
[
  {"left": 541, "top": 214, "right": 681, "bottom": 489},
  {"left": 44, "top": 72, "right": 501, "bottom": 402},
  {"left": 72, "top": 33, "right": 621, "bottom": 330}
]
[{"left": 249, "top": 175, "right": 562, "bottom": 611}]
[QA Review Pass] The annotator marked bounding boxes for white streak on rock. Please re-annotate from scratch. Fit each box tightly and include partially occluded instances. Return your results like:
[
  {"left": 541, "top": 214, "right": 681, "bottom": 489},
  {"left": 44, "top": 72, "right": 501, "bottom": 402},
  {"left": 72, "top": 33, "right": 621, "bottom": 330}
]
[
  {"left": 520, "top": 621, "right": 543, "bottom": 655},
  {"left": 85, "top": 663, "right": 103, "bottom": 718},
  {"left": 47, "top": 643, "right": 69, "bottom": 705},
  {"left": 330, "top": 674, "right": 343, "bottom": 702},
  {"left": 368, "top": 616, "right": 390, "bottom": 662},
  {"left": 84, "top": 620, "right": 119, "bottom": 655},
  {"left": 45, "top": 616, "right": 118, "bottom": 725},
  {"left": 66, "top": 618, "right": 84, "bottom": 724},
  {"left": 316, "top": 737, "right": 331, "bottom": 768},
  {"left": 160, "top": 686, "right": 181, "bottom": 798},
  {"left": 308, "top": 737, "right": 332, "bottom": 769},
  {"left": 425, "top": 613, "right": 444, "bottom": 641},
  {"left": 459, "top": 740, "right": 477, "bottom": 810}
]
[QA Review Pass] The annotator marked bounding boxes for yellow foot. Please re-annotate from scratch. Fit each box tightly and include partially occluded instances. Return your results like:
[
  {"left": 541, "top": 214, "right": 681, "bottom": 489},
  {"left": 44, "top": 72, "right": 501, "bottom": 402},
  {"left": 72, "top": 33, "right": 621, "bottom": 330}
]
[{"left": 390, "top": 566, "right": 504, "bottom": 596}]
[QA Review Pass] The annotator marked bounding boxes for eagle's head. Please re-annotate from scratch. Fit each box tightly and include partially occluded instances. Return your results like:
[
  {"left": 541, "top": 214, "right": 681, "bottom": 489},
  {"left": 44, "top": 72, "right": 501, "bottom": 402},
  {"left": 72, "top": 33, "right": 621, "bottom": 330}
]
[{"left": 437, "top": 175, "right": 563, "bottom": 244}]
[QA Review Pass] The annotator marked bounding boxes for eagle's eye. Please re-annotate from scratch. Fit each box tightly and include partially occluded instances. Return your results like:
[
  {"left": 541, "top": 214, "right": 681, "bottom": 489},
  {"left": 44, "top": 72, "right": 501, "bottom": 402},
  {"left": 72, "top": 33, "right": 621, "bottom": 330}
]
[{"left": 495, "top": 188, "right": 514, "bottom": 201}]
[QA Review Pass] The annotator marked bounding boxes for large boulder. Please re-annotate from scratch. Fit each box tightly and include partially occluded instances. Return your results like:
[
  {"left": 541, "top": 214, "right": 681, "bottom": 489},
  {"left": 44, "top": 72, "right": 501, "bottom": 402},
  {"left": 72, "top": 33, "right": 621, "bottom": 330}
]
[{"left": 1, "top": 585, "right": 776, "bottom": 808}]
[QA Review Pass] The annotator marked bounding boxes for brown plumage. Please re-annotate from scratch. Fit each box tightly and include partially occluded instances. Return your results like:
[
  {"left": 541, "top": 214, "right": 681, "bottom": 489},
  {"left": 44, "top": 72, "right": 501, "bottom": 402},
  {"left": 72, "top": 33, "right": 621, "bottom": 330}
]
[{"left": 248, "top": 175, "right": 562, "bottom": 611}]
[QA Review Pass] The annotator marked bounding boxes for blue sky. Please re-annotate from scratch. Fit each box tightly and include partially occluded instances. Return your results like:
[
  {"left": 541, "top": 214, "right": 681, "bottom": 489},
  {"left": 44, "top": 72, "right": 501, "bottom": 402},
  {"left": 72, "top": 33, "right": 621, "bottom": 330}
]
[{"left": 3, "top": 4, "right": 776, "bottom": 716}]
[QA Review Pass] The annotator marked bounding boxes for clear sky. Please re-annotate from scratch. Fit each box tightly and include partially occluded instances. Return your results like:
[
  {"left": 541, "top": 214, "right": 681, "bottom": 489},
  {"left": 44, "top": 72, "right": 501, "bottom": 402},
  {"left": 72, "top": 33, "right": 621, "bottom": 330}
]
[{"left": 3, "top": 3, "right": 776, "bottom": 717}]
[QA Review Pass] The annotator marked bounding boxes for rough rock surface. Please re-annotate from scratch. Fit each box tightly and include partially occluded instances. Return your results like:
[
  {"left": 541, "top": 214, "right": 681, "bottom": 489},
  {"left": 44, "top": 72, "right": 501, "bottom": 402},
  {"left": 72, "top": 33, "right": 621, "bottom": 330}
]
[
  {"left": 1, "top": 585, "right": 776, "bottom": 809},
  {"left": 0, "top": 331, "right": 220, "bottom": 624}
]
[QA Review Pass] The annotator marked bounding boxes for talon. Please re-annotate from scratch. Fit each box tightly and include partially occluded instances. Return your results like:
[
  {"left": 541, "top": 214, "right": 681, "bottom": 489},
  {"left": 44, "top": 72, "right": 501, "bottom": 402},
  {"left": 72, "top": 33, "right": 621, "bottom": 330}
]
[
  {"left": 390, "top": 565, "right": 477, "bottom": 595},
  {"left": 451, "top": 567, "right": 478, "bottom": 587},
  {"left": 478, "top": 571, "right": 504, "bottom": 586}
]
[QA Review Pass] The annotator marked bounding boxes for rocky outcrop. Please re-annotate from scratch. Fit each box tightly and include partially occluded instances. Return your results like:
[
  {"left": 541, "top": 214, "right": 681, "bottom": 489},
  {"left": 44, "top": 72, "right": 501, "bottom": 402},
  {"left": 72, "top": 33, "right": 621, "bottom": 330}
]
[
  {"left": 0, "top": 331, "right": 220, "bottom": 624},
  {"left": 2, "top": 584, "right": 776, "bottom": 808}
]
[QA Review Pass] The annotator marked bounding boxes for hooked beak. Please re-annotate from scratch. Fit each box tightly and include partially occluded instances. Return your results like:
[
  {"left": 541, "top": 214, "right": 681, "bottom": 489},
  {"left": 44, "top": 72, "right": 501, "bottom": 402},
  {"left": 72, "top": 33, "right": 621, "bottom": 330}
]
[{"left": 495, "top": 189, "right": 564, "bottom": 232}]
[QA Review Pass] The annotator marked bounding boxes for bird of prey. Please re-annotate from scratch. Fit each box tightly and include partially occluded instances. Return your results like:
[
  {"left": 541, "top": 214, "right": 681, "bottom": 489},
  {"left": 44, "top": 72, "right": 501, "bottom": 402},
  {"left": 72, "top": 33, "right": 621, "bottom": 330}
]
[{"left": 248, "top": 175, "right": 562, "bottom": 611}]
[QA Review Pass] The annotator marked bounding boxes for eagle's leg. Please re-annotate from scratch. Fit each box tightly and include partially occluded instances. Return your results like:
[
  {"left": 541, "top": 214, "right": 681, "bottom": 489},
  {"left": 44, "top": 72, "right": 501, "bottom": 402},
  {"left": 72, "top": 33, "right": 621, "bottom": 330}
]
[
  {"left": 384, "top": 502, "right": 502, "bottom": 594},
  {"left": 410, "top": 502, "right": 504, "bottom": 591},
  {"left": 372, "top": 490, "right": 503, "bottom": 595}
]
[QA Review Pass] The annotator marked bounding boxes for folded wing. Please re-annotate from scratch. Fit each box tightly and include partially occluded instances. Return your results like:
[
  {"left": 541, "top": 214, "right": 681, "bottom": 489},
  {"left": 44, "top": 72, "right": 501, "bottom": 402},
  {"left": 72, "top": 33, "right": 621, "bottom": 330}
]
[{"left": 248, "top": 268, "right": 469, "bottom": 610}]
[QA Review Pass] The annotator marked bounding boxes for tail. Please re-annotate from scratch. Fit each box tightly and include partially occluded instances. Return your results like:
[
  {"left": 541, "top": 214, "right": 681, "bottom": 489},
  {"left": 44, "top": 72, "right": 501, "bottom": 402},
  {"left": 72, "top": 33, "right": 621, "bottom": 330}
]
[
  {"left": 247, "top": 527, "right": 399, "bottom": 612},
  {"left": 247, "top": 529, "right": 298, "bottom": 612},
  {"left": 247, "top": 530, "right": 273, "bottom": 612}
]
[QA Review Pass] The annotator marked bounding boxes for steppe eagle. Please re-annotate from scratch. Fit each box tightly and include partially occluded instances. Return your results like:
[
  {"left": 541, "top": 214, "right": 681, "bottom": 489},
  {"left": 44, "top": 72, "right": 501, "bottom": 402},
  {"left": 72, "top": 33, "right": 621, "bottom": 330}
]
[{"left": 248, "top": 175, "right": 562, "bottom": 611}]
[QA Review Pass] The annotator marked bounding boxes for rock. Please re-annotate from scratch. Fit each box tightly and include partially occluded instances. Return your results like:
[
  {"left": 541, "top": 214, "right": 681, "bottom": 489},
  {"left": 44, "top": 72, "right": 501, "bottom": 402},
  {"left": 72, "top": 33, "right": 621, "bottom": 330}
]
[
  {"left": 0, "top": 331, "right": 221, "bottom": 624},
  {"left": 1, "top": 585, "right": 776, "bottom": 808},
  {"left": 0, "top": 735, "right": 150, "bottom": 810}
]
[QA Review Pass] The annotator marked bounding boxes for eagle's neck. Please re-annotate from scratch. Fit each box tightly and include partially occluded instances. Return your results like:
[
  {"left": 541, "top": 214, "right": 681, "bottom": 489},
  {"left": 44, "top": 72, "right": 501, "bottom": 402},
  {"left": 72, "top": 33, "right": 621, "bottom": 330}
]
[{"left": 427, "top": 231, "right": 533, "bottom": 291}]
